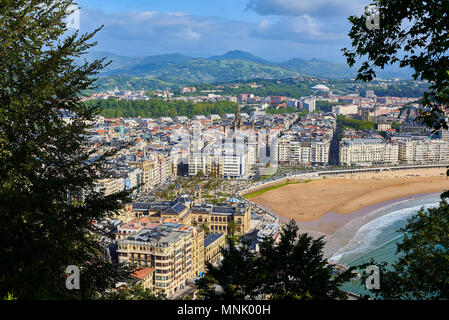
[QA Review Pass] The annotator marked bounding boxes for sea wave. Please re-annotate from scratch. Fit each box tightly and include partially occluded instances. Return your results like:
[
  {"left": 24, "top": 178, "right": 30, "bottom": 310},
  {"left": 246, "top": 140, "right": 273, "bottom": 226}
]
[{"left": 329, "top": 201, "right": 439, "bottom": 264}]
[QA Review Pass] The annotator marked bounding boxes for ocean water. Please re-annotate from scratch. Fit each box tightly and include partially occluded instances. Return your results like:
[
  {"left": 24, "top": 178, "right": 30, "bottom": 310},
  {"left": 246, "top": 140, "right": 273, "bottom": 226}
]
[{"left": 325, "top": 194, "right": 442, "bottom": 296}]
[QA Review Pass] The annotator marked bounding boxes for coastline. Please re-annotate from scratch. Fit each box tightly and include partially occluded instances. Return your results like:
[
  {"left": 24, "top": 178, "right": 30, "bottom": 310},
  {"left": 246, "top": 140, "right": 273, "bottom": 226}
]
[
  {"left": 323, "top": 192, "right": 442, "bottom": 261},
  {"left": 250, "top": 168, "right": 448, "bottom": 224},
  {"left": 255, "top": 192, "right": 443, "bottom": 243},
  {"left": 295, "top": 192, "right": 442, "bottom": 236}
]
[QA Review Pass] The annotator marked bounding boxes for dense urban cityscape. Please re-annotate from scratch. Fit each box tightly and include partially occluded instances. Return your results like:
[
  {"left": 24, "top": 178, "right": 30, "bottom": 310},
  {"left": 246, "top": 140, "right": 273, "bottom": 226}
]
[
  {"left": 79, "top": 81, "right": 449, "bottom": 298},
  {"left": 3, "top": 0, "right": 449, "bottom": 312}
]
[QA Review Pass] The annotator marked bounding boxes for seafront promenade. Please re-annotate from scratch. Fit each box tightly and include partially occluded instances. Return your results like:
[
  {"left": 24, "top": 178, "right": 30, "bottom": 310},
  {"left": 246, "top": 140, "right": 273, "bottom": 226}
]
[
  {"left": 239, "top": 164, "right": 448, "bottom": 198},
  {"left": 239, "top": 164, "right": 448, "bottom": 232}
]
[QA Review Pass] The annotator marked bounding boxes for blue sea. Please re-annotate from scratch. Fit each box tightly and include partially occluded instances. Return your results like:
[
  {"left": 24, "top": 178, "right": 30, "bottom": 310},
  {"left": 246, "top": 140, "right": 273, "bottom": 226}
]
[{"left": 324, "top": 194, "right": 442, "bottom": 296}]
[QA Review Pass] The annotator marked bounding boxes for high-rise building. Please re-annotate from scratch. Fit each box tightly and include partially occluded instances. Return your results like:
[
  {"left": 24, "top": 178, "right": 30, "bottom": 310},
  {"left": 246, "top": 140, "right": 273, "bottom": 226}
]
[
  {"left": 118, "top": 223, "right": 205, "bottom": 297},
  {"left": 303, "top": 98, "right": 316, "bottom": 113}
]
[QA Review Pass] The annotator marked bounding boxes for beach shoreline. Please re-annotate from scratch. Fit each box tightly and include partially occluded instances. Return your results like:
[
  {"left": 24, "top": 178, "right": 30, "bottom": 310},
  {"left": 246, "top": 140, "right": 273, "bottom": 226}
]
[
  {"left": 296, "top": 192, "right": 442, "bottom": 235},
  {"left": 249, "top": 168, "right": 448, "bottom": 243},
  {"left": 250, "top": 168, "right": 448, "bottom": 224},
  {"left": 323, "top": 193, "right": 442, "bottom": 261}
]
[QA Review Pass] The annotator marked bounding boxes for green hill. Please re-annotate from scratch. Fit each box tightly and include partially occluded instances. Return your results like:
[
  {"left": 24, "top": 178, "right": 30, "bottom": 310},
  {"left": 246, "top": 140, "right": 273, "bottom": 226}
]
[
  {"left": 86, "top": 50, "right": 413, "bottom": 91},
  {"left": 93, "top": 57, "right": 299, "bottom": 91}
]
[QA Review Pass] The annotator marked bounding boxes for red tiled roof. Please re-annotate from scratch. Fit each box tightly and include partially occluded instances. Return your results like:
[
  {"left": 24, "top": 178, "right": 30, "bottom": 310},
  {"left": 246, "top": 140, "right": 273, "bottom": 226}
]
[{"left": 132, "top": 267, "right": 155, "bottom": 280}]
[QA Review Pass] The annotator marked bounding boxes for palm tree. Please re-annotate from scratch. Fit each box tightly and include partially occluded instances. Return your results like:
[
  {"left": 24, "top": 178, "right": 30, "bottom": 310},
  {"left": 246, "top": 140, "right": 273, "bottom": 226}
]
[{"left": 200, "top": 223, "right": 210, "bottom": 235}]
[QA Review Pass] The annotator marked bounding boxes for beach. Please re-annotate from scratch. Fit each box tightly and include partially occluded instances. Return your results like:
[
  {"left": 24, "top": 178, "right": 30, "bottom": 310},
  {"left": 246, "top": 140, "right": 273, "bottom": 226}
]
[{"left": 250, "top": 168, "right": 448, "bottom": 231}]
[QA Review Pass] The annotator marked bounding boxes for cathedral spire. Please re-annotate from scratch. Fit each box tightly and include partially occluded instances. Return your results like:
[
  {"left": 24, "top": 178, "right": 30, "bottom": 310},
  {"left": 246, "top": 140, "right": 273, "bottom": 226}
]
[{"left": 234, "top": 103, "right": 242, "bottom": 131}]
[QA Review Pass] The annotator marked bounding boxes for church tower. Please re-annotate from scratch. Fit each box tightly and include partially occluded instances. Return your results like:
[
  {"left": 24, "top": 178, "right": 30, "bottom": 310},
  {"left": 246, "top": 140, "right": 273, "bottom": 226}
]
[
  {"left": 234, "top": 103, "right": 242, "bottom": 131},
  {"left": 175, "top": 183, "right": 183, "bottom": 197},
  {"left": 194, "top": 184, "right": 202, "bottom": 204}
]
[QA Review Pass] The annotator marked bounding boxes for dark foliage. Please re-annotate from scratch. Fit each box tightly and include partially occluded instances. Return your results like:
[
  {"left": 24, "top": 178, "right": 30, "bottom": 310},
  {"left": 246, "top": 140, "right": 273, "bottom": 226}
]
[
  {"left": 197, "top": 221, "right": 354, "bottom": 300},
  {"left": 0, "top": 0, "right": 134, "bottom": 299}
]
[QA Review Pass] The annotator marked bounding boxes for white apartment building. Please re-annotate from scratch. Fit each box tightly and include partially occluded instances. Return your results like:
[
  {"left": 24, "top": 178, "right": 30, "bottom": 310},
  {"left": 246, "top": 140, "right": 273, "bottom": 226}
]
[
  {"left": 275, "top": 136, "right": 330, "bottom": 166},
  {"left": 289, "top": 141, "right": 312, "bottom": 165},
  {"left": 188, "top": 149, "right": 249, "bottom": 179},
  {"left": 339, "top": 139, "right": 398, "bottom": 166},
  {"left": 398, "top": 139, "right": 449, "bottom": 164},
  {"left": 377, "top": 122, "right": 392, "bottom": 131},
  {"left": 276, "top": 136, "right": 293, "bottom": 164},
  {"left": 188, "top": 152, "right": 206, "bottom": 176},
  {"left": 333, "top": 104, "right": 358, "bottom": 115},
  {"left": 222, "top": 151, "right": 248, "bottom": 179},
  {"left": 383, "top": 143, "right": 399, "bottom": 164},
  {"left": 95, "top": 177, "right": 125, "bottom": 196},
  {"left": 124, "top": 167, "right": 143, "bottom": 196},
  {"left": 311, "top": 141, "right": 330, "bottom": 165},
  {"left": 246, "top": 143, "right": 258, "bottom": 167},
  {"left": 302, "top": 98, "right": 316, "bottom": 113}
]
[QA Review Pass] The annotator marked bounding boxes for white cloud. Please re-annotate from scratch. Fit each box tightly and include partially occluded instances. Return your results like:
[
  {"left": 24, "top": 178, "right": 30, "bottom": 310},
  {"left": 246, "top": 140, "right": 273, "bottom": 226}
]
[
  {"left": 250, "top": 15, "right": 345, "bottom": 43},
  {"left": 80, "top": 10, "right": 208, "bottom": 42},
  {"left": 78, "top": 9, "right": 254, "bottom": 56},
  {"left": 76, "top": 7, "right": 352, "bottom": 61}
]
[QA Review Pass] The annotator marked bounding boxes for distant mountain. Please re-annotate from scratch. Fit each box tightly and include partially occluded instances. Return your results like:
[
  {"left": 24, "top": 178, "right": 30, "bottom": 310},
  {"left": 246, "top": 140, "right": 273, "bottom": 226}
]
[
  {"left": 83, "top": 52, "right": 194, "bottom": 76},
  {"left": 279, "top": 58, "right": 355, "bottom": 78},
  {"left": 208, "top": 50, "right": 272, "bottom": 65},
  {"left": 93, "top": 58, "right": 298, "bottom": 91},
  {"left": 85, "top": 50, "right": 413, "bottom": 91}
]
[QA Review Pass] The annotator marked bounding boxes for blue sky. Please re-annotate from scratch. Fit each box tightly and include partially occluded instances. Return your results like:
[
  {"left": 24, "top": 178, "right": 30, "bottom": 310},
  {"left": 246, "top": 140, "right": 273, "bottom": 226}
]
[{"left": 76, "top": 0, "right": 370, "bottom": 62}]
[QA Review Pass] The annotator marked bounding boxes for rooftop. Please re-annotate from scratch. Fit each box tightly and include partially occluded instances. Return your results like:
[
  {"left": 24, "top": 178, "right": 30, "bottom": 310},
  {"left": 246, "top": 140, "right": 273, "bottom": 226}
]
[
  {"left": 162, "top": 202, "right": 188, "bottom": 215},
  {"left": 132, "top": 267, "right": 155, "bottom": 280},
  {"left": 204, "top": 233, "right": 224, "bottom": 248}
]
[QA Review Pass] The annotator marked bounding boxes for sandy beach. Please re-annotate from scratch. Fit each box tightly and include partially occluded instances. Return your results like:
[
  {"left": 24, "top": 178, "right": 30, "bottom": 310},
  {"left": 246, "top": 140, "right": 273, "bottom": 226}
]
[{"left": 250, "top": 168, "right": 449, "bottom": 231}]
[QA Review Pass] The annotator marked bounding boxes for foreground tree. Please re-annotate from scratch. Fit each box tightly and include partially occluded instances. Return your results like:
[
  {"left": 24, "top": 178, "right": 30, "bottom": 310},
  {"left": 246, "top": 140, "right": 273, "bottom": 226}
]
[
  {"left": 359, "top": 200, "right": 449, "bottom": 299},
  {"left": 0, "top": 1, "right": 133, "bottom": 299},
  {"left": 100, "top": 283, "right": 166, "bottom": 300},
  {"left": 197, "top": 237, "right": 263, "bottom": 299},
  {"left": 344, "top": 1, "right": 449, "bottom": 300},
  {"left": 343, "top": 0, "right": 449, "bottom": 134},
  {"left": 197, "top": 221, "right": 354, "bottom": 300},
  {"left": 258, "top": 221, "right": 353, "bottom": 300}
]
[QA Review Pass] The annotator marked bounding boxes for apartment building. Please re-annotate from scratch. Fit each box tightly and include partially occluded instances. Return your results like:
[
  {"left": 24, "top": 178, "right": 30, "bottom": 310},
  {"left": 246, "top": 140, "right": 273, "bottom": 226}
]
[
  {"left": 377, "top": 122, "right": 392, "bottom": 131},
  {"left": 204, "top": 233, "right": 226, "bottom": 265},
  {"left": 128, "top": 159, "right": 155, "bottom": 192},
  {"left": 276, "top": 136, "right": 293, "bottom": 164},
  {"left": 95, "top": 177, "right": 125, "bottom": 196},
  {"left": 310, "top": 141, "right": 330, "bottom": 165},
  {"left": 188, "top": 149, "right": 249, "bottom": 179},
  {"left": 339, "top": 139, "right": 399, "bottom": 166},
  {"left": 128, "top": 153, "right": 176, "bottom": 191},
  {"left": 302, "top": 98, "right": 316, "bottom": 113},
  {"left": 275, "top": 136, "right": 330, "bottom": 166},
  {"left": 117, "top": 223, "right": 205, "bottom": 297},
  {"left": 289, "top": 141, "right": 312, "bottom": 165},
  {"left": 333, "top": 104, "right": 358, "bottom": 115},
  {"left": 383, "top": 143, "right": 399, "bottom": 164},
  {"left": 398, "top": 139, "right": 449, "bottom": 164}
]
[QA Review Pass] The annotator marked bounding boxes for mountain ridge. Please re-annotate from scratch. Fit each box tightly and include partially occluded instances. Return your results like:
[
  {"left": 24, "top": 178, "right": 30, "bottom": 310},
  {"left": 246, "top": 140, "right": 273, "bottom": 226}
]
[{"left": 87, "top": 50, "right": 413, "bottom": 91}]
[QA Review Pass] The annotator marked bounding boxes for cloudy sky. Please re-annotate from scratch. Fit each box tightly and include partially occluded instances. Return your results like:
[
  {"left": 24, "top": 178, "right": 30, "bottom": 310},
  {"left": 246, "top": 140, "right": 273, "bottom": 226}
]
[{"left": 76, "top": 0, "right": 370, "bottom": 62}]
